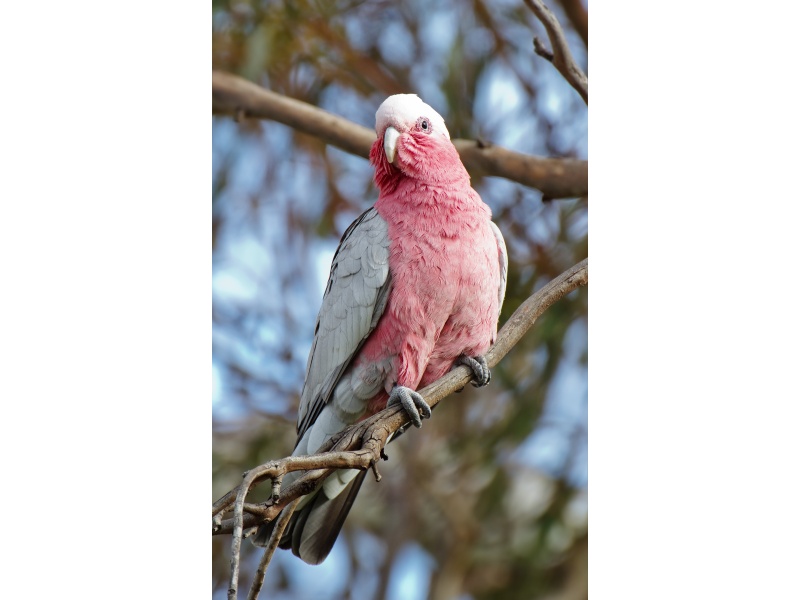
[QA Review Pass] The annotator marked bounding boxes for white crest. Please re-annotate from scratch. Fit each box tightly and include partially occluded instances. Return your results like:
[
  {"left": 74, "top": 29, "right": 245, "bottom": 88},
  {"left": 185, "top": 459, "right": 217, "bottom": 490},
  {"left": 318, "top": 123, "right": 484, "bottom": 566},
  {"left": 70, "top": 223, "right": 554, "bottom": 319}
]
[{"left": 375, "top": 94, "right": 450, "bottom": 140}]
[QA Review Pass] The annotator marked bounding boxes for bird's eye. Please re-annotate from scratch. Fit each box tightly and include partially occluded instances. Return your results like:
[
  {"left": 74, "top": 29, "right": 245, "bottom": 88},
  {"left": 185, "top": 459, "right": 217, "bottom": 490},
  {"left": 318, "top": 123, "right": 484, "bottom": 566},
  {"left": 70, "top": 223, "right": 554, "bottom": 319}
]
[{"left": 417, "top": 117, "right": 432, "bottom": 134}]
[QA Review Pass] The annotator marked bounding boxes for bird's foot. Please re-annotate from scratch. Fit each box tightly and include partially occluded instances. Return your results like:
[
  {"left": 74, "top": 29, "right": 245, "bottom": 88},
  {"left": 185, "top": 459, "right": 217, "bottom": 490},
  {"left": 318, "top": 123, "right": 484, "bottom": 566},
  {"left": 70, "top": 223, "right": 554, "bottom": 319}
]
[
  {"left": 388, "top": 385, "right": 431, "bottom": 428},
  {"left": 456, "top": 354, "right": 491, "bottom": 387}
]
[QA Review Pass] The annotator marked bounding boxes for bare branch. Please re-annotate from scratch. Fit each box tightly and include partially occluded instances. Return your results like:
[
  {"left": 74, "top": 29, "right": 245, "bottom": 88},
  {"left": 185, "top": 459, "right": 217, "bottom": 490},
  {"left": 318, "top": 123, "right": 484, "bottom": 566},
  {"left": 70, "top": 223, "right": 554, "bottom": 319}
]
[
  {"left": 212, "top": 71, "right": 587, "bottom": 199},
  {"left": 524, "top": 0, "right": 588, "bottom": 104},
  {"left": 213, "top": 259, "right": 587, "bottom": 599},
  {"left": 212, "top": 451, "right": 378, "bottom": 529},
  {"left": 557, "top": 0, "right": 588, "bottom": 48},
  {"left": 246, "top": 499, "right": 299, "bottom": 600},
  {"left": 212, "top": 258, "right": 588, "bottom": 535}
]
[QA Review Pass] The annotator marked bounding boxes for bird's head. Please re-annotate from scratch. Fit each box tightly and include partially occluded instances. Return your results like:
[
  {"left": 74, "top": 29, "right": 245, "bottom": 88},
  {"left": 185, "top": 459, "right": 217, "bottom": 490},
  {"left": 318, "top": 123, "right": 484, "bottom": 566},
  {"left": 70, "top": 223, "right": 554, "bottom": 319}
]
[{"left": 370, "top": 94, "right": 467, "bottom": 191}]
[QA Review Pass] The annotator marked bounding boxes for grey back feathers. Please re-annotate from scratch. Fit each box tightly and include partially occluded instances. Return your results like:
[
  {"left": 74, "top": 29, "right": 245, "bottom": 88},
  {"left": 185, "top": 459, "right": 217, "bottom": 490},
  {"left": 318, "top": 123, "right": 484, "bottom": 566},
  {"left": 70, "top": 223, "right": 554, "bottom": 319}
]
[
  {"left": 296, "top": 207, "right": 392, "bottom": 444},
  {"left": 253, "top": 208, "right": 391, "bottom": 561}
]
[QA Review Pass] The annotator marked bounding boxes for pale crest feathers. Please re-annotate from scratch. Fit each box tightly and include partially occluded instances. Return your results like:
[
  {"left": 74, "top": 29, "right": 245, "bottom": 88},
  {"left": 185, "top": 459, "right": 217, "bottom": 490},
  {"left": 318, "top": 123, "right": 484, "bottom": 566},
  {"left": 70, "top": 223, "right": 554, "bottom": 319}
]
[{"left": 375, "top": 94, "right": 450, "bottom": 140}]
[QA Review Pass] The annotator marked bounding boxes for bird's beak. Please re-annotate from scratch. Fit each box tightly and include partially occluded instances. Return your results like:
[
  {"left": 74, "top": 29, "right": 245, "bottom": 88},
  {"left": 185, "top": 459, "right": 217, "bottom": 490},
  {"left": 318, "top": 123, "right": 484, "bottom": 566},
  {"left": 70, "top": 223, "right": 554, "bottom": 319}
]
[{"left": 383, "top": 126, "right": 400, "bottom": 165}]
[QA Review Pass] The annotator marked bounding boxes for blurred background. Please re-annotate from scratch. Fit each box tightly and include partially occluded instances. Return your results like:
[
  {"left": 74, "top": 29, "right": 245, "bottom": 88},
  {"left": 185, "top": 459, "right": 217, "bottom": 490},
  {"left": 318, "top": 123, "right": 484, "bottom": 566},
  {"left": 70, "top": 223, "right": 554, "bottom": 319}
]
[{"left": 212, "top": 0, "right": 588, "bottom": 598}]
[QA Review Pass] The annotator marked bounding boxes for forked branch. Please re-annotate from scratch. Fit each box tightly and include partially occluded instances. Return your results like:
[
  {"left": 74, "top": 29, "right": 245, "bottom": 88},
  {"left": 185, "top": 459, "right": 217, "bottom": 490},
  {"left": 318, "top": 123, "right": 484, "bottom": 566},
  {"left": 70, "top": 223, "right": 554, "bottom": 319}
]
[
  {"left": 212, "top": 258, "right": 588, "bottom": 598},
  {"left": 524, "top": 0, "right": 588, "bottom": 104}
]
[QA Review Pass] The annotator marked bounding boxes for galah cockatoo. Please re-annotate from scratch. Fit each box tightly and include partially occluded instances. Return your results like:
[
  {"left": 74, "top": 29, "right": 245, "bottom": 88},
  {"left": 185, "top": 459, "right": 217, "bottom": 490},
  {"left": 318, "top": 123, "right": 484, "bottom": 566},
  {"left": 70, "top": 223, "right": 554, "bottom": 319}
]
[{"left": 253, "top": 94, "right": 508, "bottom": 564}]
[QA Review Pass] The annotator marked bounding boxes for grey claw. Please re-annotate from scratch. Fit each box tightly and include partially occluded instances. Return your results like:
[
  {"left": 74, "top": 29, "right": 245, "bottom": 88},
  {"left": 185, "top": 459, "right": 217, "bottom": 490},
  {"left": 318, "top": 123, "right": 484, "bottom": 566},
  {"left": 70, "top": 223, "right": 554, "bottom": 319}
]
[
  {"left": 388, "top": 385, "right": 431, "bottom": 428},
  {"left": 457, "top": 355, "right": 491, "bottom": 387}
]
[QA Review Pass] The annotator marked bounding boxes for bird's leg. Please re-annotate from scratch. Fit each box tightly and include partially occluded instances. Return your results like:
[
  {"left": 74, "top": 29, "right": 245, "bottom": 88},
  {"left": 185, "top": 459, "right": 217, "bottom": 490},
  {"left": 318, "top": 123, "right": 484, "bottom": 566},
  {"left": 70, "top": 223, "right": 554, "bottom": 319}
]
[
  {"left": 456, "top": 355, "right": 491, "bottom": 387},
  {"left": 388, "top": 384, "right": 432, "bottom": 428}
]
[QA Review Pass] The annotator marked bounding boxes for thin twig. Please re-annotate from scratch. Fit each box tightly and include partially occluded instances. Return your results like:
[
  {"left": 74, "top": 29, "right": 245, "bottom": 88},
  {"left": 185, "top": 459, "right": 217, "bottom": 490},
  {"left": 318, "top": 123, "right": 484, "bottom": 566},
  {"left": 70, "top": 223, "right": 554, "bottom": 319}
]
[
  {"left": 212, "top": 71, "right": 587, "bottom": 199},
  {"left": 524, "top": 0, "right": 588, "bottom": 104},
  {"left": 247, "top": 499, "right": 300, "bottom": 600},
  {"left": 215, "top": 259, "right": 588, "bottom": 596},
  {"left": 533, "top": 37, "right": 555, "bottom": 62},
  {"left": 557, "top": 0, "right": 588, "bottom": 48},
  {"left": 212, "top": 258, "right": 588, "bottom": 537},
  {"left": 228, "top": 462, "right": 272, "bottom": 600}
]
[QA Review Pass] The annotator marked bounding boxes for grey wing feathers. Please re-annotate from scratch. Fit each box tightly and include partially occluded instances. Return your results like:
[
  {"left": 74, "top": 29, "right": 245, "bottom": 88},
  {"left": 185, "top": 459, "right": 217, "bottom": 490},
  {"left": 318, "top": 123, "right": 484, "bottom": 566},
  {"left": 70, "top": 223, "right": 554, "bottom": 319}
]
[
  {"left": 296, "top": 207, "right": 392, "bottom": 441},
  {"left": 490, "top": 221, "right": 508, "bottom": 317}
]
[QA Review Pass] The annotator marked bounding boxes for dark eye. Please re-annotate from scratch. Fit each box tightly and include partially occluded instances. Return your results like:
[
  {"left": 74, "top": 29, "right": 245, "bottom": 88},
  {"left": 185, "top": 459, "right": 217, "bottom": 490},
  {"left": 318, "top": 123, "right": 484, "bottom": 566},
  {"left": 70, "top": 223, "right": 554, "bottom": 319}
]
[{"left": 417, "top": 117, "right": 432, "bottom": 134}]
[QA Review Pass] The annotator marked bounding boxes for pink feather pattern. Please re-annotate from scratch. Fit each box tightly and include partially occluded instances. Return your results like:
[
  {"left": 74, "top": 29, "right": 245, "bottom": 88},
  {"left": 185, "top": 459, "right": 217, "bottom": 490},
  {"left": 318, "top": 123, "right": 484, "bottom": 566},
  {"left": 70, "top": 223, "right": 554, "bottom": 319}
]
[
  {"left": 360, "top": 96, "right": 504, "bottom": 417},
  {"left": 253, "top": 94, "right": 507, "bottom": 564}
]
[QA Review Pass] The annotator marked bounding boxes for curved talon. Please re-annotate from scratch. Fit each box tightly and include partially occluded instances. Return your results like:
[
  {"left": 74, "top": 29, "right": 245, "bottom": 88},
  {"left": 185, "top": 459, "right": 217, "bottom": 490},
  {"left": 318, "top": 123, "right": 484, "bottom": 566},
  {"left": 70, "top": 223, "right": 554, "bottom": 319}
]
[
  {"left": 388, "top": 385, "right": 431, "bottom": 428},
  {"left": 456, "top": 355, "right": 491, "bottom": 387}
]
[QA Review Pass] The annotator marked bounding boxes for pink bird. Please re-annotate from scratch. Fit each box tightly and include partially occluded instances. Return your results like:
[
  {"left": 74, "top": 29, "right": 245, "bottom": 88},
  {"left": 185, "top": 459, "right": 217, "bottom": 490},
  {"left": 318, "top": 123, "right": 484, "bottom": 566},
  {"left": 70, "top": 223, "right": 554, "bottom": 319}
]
[{"left": 253, "top": 94, "right": 508, "bottom": 564}]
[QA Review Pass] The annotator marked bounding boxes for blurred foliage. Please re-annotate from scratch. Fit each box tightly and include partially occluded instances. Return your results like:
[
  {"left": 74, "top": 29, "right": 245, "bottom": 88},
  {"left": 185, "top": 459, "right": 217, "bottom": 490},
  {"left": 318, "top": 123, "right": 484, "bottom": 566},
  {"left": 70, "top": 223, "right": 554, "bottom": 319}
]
[{"left": 212, "top": 0, "right": 588, "bottom": 598}]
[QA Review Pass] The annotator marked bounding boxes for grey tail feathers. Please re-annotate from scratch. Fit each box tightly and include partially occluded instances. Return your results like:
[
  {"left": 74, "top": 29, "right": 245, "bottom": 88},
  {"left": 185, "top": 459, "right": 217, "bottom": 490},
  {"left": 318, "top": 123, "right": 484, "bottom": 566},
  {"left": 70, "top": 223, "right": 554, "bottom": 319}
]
[{"left": 251, "top": 470, "right": 368, "bottom": 565}]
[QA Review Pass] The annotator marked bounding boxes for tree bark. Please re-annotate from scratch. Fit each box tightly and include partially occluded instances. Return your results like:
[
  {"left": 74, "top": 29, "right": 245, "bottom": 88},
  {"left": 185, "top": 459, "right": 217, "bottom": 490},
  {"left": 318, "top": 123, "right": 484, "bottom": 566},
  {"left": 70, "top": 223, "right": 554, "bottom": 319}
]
[{"left": 212, "top": 71, "right": 588, "bottom": 199}]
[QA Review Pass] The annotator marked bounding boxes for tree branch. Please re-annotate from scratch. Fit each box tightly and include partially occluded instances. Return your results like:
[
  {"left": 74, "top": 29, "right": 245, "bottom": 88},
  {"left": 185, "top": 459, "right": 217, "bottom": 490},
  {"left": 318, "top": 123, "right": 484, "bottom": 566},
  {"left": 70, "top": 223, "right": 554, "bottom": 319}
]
[
  {"left": 524, "top": 0, "right": 588, "bottom": 104},
  {"left": 212, "top": 71, "right": 587, "bottom": 199},
  {"left": 245, "top": 499, "right": 298, "bottom": 600},
  {"left": 212, "top": 259, "right": 587, "bottom": 597},
  {"left": 557, "top": 0, "right": 588, "bottom": 49}
]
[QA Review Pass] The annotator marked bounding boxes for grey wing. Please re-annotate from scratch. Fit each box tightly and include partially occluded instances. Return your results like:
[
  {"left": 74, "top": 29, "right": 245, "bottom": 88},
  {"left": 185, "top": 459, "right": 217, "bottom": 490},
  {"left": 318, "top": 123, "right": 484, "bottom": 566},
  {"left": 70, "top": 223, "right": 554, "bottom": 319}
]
[
  {"left": 490, "top": 221, "right": 508, "bottom": 317},
  {"left": 296, "top": 207, "right": 392, "bottom": 441}
]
